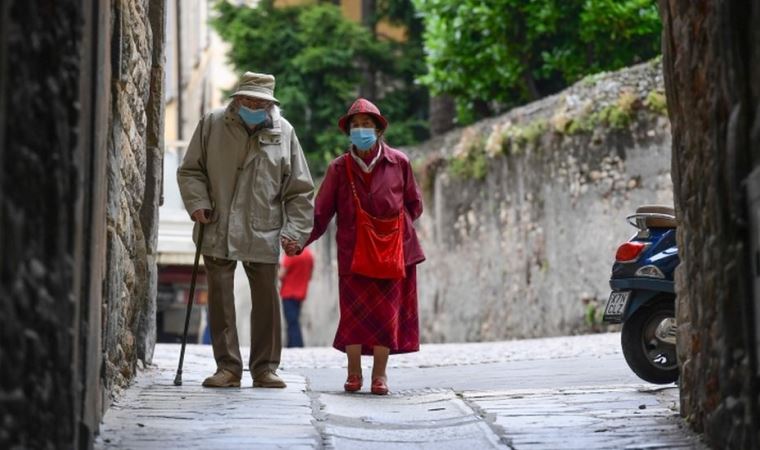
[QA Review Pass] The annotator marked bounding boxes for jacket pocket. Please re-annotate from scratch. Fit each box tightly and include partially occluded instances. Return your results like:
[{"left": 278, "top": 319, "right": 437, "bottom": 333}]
[
  {"left": 254, "top": 135, "right": 284, "bottom": 197},
  {"left": 250, "top": 148, "right": 284, "bottom": 231}
]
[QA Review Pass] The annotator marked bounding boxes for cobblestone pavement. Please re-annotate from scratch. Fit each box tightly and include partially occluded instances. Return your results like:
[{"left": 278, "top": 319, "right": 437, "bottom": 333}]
[{"left": 95, "top": 333, "right": 709, "bottom": 449}]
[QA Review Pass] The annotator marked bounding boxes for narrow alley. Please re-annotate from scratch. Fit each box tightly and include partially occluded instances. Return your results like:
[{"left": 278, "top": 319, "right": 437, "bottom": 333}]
[{"left": 3, "top": 1, "right": 759, "bottom": 449}]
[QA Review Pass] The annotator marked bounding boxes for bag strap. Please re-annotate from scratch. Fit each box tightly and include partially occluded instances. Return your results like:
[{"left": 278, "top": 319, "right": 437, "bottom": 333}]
[
  {"left": 344, "top": 153, "right": 405, "bottom": 221},
  {"left": 344, "top": 154, "right": 362, "bottom": 205}
]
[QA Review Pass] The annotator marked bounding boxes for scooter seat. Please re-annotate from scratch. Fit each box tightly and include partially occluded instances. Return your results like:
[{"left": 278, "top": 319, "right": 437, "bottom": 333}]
[{"left": 635, "top": 205, "right": 677, "bottom": 228}]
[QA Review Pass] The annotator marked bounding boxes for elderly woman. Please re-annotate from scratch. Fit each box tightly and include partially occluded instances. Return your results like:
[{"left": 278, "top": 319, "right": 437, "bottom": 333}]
[{"left": 301, "top": 98, "right": 425, "bottom": 395}]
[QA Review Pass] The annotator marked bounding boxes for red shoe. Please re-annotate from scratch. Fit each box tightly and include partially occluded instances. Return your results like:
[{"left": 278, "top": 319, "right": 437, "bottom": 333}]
[
  {"left": 371, "top": 377, "right": 389, "bottom": 395},
  {"left": 344, "top": 374, "right": 363, "bottom": 392}
]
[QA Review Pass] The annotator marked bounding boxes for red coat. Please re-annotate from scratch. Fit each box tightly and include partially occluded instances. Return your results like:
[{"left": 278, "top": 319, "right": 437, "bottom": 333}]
[{"left": 304, "top": 143, "right": 425, "bottom": 275}]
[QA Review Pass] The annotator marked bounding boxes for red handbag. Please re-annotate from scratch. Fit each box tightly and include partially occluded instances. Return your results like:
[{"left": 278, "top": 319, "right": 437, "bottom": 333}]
[{"left": 344, "top": 154, "right": 405, "bottom": 279}]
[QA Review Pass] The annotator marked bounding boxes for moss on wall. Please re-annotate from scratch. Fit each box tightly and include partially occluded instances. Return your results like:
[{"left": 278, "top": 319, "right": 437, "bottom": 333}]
[{"left": 430, "top": 61, "right": 668, "bottom": 183}]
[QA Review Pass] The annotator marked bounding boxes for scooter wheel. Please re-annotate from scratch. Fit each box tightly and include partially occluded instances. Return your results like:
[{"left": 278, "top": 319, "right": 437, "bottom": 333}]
[{"left": 621, "top": 299, "right": 678, "bottom": 384}]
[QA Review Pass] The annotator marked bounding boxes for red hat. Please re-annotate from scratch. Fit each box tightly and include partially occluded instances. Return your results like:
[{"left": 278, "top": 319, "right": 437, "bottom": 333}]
[{"left": 337, "top": 98, "right": 388, "bottom": 134}]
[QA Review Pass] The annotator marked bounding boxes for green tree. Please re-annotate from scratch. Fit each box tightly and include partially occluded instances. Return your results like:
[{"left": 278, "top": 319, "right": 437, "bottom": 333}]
[
  {"left": 356, "top": 0, "right": 431, "bottom": 146},
  {"left": 413, "top": 0, "right": 661, "bottom": 123},
  {"left": 213, "top": 0, "right": 429, "bottom": 173}
]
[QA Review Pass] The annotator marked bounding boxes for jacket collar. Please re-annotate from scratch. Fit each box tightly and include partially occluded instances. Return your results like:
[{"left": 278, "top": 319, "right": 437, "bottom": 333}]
[{"left": 380, "top": 142, "right": 398, "bottom": 164}]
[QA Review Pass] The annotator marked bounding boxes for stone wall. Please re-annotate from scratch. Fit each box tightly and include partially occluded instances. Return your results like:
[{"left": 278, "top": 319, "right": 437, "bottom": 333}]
[
  {"left": 103, "top": 0, "right": 165, "bottom": 399},
  {"left": 659, "top": 0, "right": 760, "bottom": 448},
  {"left": 0, "top": 1, "right": 86, "bottom": 447},
  {"left": 300, "top": 60, "right": 673, "bottom": 346},
  {"left": 0, "top": 0, "right": 165, "bottom": 447}
]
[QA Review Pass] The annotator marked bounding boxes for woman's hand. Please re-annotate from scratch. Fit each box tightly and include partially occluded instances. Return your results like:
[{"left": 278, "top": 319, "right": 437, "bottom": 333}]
[{"left": 280, "top": 236, "right": 301, "bottom": 256}]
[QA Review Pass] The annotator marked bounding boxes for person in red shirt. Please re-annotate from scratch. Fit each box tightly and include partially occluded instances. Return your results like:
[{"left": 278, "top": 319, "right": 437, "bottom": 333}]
[{"left": 279, "top": 248, "right": 314, "bottom": 347}]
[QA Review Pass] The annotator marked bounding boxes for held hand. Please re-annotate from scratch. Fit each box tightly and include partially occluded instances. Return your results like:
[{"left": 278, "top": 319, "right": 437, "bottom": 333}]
[
  {"left": 280, "top": 236, "right": 301, "bottom": 256},
  {"left": 192, "top": 209, "right": 212, "bottom": 224},
  {"left": 284, "top": 240, "right": 300, "bottom": 256}
]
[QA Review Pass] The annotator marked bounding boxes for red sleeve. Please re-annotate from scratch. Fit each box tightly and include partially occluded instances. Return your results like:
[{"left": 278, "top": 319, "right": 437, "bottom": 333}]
[
  {"left": 303, "top": 160, "right": 339, "bottom": 248},
  {"left": 403, "top": 159, "right": 423, "bottom": 220}
]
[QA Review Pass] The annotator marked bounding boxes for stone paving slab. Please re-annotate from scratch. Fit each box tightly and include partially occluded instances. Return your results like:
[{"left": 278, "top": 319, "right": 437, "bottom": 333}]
[
  {"left": 463, "top": 385, "right": 709, "bottom": 450},
  {"left": 315, "top": 390, "right": 505, "bottom": 449},
  {"left": 95, "top": 344, "right": 320, "bottom": 450}
]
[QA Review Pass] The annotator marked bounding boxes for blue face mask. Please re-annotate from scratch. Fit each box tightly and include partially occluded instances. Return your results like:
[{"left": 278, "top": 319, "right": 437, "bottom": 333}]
[
  {"left": 350, "top": 128, "right": 377, "bottom": 150},
  {"left": 239, "top": 106, "right": 267, "bottom": 126}
]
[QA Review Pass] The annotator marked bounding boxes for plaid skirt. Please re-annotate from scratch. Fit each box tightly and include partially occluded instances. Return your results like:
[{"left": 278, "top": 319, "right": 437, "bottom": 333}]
[{"left": 334, "top": 265, "right": 419, "bottom": 355}]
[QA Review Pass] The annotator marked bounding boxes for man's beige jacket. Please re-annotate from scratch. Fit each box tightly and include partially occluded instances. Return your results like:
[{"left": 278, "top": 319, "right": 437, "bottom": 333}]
[{"left": 178, "top": 105, "right": 314, "bottom": 263}]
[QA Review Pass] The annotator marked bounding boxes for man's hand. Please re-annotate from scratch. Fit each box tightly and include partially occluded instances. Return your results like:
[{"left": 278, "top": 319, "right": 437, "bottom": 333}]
[
  {"left": 280, "top": 236, "right": 300, "bottom": 256},
  {"left": 192, "top": 209, "right": 212, "bottom": 224}
]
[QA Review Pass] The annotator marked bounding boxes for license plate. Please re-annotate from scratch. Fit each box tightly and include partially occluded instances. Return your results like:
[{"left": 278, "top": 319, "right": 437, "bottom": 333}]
[{"left": 603, "top": 291, "right": 631, "bottom": 322}]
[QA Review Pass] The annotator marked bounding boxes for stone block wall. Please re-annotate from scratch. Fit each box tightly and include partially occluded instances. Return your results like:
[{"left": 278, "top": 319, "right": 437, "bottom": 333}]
[
  {"left": 301, "top": 61, "right": 674, "bottom": 345},
  {"left": 659, "top": 0, "right": 760, "bottom": 447},
  {"left": 103, "top": 0, "right": 165, "bottom": 400}
]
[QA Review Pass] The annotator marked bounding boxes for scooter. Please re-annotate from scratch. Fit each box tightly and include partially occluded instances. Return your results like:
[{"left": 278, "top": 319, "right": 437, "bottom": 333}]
[{"left": 603, "top": 205, "right": 679, "bottom": 384}]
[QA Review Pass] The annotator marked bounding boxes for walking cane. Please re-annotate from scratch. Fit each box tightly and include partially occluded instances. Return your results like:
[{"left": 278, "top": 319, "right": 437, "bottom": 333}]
[{"left": 174, "top": 223, "right": 205, "bottom": 386}]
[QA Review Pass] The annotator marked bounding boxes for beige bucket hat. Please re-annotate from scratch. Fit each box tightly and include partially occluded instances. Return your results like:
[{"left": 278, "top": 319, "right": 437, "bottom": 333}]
[{"left": 230, "top": 72, "right": 279, "bottom": 104}]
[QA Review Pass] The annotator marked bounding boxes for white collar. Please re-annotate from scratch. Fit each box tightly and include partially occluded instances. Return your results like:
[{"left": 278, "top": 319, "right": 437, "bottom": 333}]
[{"left": 350, "top": 144, "right": 383, "bottom": 173}]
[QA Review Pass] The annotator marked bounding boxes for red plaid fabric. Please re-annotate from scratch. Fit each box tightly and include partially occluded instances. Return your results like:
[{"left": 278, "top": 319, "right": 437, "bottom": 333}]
[{"left": 333, "top": 265, "right": 419, "bottom": 355}]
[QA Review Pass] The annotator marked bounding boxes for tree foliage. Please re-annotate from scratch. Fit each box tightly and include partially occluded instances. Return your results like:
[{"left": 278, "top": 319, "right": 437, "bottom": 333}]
[
  {"left": 413, "top": 0, "right": 662, "bottom": 123},
  {"left": 212, "top": 0, "right": 429, "bottom": 173}
]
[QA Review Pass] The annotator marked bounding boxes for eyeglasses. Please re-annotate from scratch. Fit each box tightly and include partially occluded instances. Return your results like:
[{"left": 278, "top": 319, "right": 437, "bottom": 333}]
[{"left": 238, "top": 97, "right": 272, "bottom": 109}]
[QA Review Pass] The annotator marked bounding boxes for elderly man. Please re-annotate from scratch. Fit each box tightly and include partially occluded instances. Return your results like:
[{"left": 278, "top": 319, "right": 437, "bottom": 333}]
[{"left": 178, "top": 72, "right": 314, "bottom": 388}]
